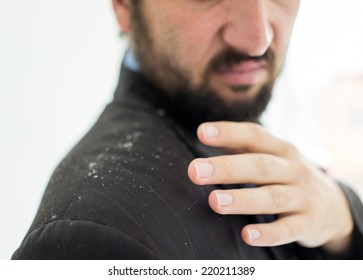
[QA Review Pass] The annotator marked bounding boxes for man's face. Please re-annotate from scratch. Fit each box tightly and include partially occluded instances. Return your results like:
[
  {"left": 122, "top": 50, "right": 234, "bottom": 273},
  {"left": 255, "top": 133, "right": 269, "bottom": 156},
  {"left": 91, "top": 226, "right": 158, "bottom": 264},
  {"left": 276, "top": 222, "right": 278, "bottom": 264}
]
[{"left": 125, "top": 0, "right": 301, "bottom": 123}]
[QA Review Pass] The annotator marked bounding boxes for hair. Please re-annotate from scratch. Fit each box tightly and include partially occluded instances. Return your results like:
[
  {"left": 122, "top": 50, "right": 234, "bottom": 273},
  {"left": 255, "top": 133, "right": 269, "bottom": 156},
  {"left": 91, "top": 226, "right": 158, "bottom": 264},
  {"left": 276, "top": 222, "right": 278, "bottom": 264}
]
[
  {"left": 129, "top": 0, "right": 141, "bottom": 11},
  {"left": 129, "top": 0, "right": 141, "bottom": 20}
]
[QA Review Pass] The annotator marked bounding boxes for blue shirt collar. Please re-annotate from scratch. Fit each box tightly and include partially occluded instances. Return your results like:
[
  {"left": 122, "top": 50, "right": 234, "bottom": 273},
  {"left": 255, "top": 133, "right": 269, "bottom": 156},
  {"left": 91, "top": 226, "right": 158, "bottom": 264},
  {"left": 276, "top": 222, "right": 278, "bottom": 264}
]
[{"left": 123, "top": 49, "right": 141, "bottom": 72}]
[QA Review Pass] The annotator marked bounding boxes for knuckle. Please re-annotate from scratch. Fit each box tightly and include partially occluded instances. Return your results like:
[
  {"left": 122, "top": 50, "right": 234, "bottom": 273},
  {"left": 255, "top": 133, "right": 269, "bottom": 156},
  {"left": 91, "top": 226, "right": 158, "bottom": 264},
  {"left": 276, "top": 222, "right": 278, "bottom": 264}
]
[
  {"left": 283, "top": 221, "right": 300, "bottom": 243},
  {"left": 300, "top": 166, "right": 311, "bottom": 180},
  {"left": 245, "top": 123, "right": 265, "bottom": 149},
  {"left": 242, "top": 191, "right": 255, "bottom": 211},
  {"left": 254, "top": 155, "right": 271, "bottom": 178},
  {"left": 269, "top": 230, "right": 283, "bottom": 245},
  {"left": 283, "top": 141, "right": 299, "bottom": 157},
  {"left": 270, "top": 223, "right": 299, "bottom": 246},
  {"left": 224, "top": 158, "right": 236, "bottom": 178},
  {"left": 285, "top": 223, "right": 298, "bottom": 241},
  {"left": 270, "top": 188, "right": 286, "bottom": 210},
  {"left": 296, "top": 161, "right": 313, "bottom": 181}
]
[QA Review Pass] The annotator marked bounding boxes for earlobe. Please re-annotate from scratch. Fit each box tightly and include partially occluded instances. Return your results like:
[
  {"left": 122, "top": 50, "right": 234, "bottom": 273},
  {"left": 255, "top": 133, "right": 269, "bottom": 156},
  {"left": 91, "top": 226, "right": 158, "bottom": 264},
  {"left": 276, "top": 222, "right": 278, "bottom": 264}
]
[{"left": 112, "top": 0, "right": 132, "bottom": 33}]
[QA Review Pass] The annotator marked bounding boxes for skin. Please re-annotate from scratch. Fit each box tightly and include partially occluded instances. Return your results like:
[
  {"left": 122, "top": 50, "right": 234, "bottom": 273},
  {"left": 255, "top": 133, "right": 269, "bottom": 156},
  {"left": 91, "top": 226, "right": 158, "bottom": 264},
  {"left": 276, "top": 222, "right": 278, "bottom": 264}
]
[
  {"left": 189, "top": 122, "right": 353, "bottom": 253},
  {"left": 113, "top": 0, "right": 354, "bottom": 254}
]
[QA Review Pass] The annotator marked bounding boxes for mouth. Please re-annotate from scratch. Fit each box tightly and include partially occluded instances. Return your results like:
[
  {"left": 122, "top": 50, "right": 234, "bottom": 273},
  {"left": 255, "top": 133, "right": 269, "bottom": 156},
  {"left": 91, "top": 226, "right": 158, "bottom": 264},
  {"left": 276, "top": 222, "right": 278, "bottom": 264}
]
[{"left": 214, "top": 59, "right": 268, "bottom": 86}]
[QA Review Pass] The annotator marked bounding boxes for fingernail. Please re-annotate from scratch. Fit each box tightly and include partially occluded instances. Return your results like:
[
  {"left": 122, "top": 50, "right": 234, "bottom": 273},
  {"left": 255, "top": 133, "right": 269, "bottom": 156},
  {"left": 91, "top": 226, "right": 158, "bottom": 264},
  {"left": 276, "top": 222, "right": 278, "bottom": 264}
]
[
  {"left": 195, "top": 161, "right": 214, "bottom": 179},
  {"left": 247, "top": 229, "right": 261, "bottom": 242},
  {"left": 215, "top": 192, "right": 233, "bottom": 207},
  {"left": 202, "top": 124, "right": 219, "bottom": 139}
]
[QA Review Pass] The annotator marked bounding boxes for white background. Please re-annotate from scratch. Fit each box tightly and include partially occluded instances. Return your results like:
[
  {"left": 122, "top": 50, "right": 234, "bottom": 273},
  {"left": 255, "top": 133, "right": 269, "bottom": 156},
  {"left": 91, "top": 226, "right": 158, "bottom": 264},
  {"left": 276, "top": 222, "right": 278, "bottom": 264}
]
[{"left": 1, "top": 0, "right": 363, "bottom": 259}]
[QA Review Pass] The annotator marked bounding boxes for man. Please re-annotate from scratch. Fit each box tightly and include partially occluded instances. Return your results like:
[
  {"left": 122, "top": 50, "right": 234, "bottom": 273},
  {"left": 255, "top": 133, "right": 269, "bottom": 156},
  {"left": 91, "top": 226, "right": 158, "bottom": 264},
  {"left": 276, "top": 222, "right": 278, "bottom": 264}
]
[{"left": 13, "top": 0, "right": 363, "bottom": 259}]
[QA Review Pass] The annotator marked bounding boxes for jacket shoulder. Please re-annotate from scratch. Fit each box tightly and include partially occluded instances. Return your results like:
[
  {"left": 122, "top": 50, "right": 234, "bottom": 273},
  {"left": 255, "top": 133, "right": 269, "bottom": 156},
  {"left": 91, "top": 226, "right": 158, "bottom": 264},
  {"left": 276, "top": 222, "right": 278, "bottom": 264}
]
[{"left": 12, "top": 219, "right": 157, "bottom": 260}]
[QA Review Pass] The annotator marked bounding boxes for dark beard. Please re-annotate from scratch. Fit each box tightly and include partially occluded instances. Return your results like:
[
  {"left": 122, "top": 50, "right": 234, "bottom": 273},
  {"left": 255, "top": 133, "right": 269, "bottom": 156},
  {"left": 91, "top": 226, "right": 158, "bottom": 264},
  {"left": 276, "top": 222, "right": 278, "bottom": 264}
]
[
  {"left": 169, "top": 82, "right": 273, "bottom": 126},
  {"left": 130, "top": 1, "right": 276, "bottom": 127}
]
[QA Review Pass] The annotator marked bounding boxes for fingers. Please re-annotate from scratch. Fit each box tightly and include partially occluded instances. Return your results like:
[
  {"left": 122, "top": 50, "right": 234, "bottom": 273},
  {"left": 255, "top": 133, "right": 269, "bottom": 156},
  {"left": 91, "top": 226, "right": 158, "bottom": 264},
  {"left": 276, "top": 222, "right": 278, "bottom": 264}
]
[
  {"left": 197, "top": 122, "right": 298, "bottom": 158},
  {"left": 242, "top": 215, "right": 307, "bottom": 247},
  {"left": 193, "top": 121, "right": 314, "bottom": 248},
  {"left": 208, "top": 185, "right": 301, "bottom": 215},
  {"left": 188, "top": 154, "right": 294, "bottom": 186}
]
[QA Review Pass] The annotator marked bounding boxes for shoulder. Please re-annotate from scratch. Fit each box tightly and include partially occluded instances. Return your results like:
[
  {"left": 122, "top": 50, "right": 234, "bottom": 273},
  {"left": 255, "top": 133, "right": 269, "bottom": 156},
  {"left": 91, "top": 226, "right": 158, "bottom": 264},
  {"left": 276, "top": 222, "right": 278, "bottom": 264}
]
[
  {"left": 12, "top": 220, "right": 156, "bottom": 259},
  {"left": 16, "top": 101, "right": 203, "bottom": 259}
]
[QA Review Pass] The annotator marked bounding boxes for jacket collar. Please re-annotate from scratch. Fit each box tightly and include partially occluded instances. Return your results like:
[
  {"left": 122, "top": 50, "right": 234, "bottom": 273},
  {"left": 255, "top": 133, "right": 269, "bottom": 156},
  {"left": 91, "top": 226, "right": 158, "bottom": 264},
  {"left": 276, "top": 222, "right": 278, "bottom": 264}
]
[{"left": 114, "top": 64, "right": 205, "bottom": 133}]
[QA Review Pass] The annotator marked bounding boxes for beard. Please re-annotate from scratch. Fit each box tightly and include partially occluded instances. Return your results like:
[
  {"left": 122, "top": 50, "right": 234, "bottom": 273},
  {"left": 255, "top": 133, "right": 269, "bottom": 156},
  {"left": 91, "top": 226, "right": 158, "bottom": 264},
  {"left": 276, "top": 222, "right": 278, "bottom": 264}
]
[{"left": 129, "top": 2, "right": 278, "bottom": 127}]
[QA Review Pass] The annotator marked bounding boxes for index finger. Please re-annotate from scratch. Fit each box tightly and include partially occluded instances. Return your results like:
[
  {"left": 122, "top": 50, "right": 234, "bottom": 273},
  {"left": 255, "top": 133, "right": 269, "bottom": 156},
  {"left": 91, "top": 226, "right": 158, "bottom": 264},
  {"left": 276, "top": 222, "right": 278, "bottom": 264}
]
[{"left": 197, "top": 122, "right": 298, "bottom": 157}]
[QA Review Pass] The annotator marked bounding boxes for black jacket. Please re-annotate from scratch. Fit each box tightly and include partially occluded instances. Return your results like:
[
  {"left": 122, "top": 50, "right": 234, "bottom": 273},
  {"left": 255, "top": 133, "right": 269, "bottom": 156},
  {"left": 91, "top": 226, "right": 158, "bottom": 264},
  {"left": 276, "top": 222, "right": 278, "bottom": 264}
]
[{"left": 12, "top": 66, "right": 363, "bottom": 259}]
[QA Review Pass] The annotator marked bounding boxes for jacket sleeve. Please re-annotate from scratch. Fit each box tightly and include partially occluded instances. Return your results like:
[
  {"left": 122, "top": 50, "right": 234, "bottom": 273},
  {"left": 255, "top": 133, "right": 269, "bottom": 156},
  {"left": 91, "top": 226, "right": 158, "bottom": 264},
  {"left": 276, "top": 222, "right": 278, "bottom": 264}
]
[
  {"left": 12, "top": 220, "right": 157, "bottom": 260},
  {"left": 338, "top": 182, "right": 363, "bottom": 259}
]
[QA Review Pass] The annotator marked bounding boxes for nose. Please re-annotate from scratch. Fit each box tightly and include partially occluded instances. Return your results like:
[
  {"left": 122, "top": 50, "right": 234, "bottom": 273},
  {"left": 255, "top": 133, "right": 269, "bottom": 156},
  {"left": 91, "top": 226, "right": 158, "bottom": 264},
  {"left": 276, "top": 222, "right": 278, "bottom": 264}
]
[{"left": 221, "top": 0, "right": 274, "bottom": 57}]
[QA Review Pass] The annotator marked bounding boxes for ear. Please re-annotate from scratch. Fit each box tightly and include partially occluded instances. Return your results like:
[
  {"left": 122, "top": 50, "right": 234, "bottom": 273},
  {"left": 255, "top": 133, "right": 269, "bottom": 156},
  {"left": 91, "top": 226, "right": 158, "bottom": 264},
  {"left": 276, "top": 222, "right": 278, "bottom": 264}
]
[{"left": 112, "top": 0, "right": 132, "bottom": 33}]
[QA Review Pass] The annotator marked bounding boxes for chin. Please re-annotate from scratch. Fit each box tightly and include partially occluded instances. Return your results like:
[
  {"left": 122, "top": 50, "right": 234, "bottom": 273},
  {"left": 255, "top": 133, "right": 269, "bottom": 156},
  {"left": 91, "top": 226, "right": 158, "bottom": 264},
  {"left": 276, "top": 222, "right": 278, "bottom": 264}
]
[{"left": 217, "top": 84, "right": 262, "bottom": 102}]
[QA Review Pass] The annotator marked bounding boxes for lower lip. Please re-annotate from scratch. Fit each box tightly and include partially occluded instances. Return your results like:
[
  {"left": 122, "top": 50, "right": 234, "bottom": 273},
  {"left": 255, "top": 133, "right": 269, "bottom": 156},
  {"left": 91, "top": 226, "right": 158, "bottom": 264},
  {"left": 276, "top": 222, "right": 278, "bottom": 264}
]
[{"left": 215, "top": 61, "right": 268, "bottom": 85}]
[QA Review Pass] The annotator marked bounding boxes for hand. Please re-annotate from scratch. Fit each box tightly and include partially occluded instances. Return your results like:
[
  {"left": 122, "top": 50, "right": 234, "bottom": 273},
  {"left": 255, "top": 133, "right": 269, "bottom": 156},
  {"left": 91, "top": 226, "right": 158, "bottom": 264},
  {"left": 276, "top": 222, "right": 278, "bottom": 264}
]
[{"left": 188, "top": 122, "right": 353, "bottom": 254}]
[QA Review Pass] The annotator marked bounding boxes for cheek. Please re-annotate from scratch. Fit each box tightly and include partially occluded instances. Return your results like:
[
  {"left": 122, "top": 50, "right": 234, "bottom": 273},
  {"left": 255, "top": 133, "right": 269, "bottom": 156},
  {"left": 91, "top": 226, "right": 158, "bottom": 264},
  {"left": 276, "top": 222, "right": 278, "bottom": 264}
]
[{"left": 157, "top": 11, "right": 224, "bottom": 82}]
